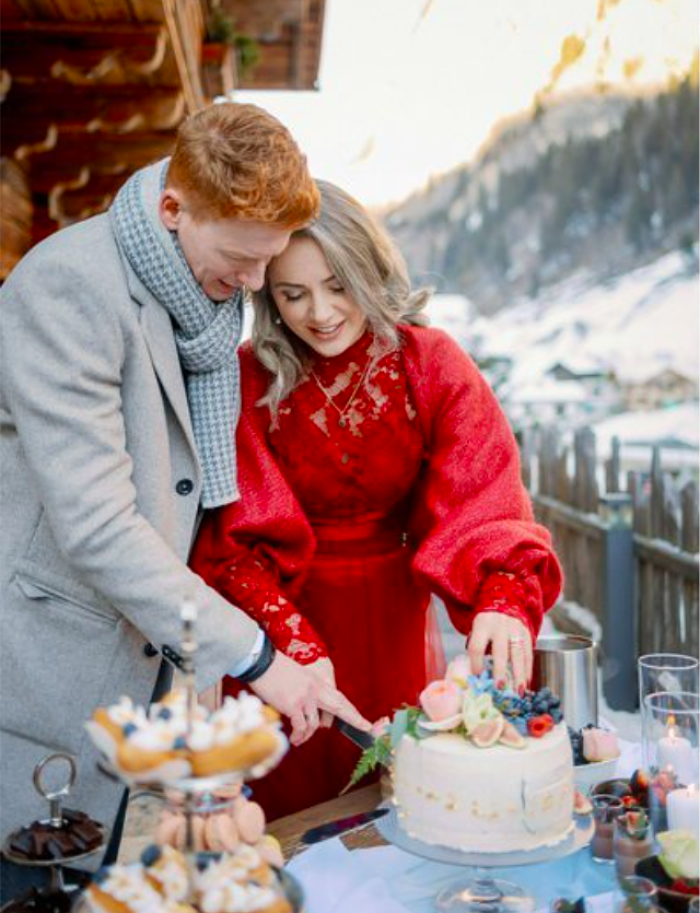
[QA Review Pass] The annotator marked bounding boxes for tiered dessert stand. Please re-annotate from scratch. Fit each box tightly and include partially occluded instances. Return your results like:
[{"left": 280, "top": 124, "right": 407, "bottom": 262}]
[{"left": 75, "top": 599, "right": 303, "bottom": 911}]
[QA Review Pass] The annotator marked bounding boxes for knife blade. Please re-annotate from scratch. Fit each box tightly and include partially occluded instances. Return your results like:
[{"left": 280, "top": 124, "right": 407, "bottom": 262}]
[
  {"left": 334, "top": 718, "right": 376, "bottom": 751},
  {"left": 301, "top": 807, "right": 389, "bottom": 845}
]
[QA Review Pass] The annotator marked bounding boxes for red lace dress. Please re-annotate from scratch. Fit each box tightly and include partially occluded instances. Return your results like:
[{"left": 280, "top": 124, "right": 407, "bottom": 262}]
[{"left": 191, "top": 327, "right": 563, "bottom": 820}]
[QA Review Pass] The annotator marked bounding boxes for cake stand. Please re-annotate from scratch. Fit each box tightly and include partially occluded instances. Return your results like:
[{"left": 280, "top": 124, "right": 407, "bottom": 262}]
[
  {"left": 375, "top": 802, "right": 594, "bottom": 912},
  {"left": 1, "top": 753, "right": 106, "bottom": 903}
]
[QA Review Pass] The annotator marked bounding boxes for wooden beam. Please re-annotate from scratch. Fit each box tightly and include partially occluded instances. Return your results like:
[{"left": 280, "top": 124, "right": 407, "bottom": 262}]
[
  {"left": 3, "top": 85, "right": 185, "bottom": 130},
  {"left": 1, "top": 19, "right": 165, "bottom": 43},
  {"left": 21, "top": 131, "right": 176, "bottom": 192}
]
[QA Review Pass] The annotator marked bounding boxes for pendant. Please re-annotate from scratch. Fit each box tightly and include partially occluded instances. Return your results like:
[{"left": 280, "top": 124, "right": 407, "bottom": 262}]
[{"left": 338, "top": 416, "right": 347, "bottom": 428}]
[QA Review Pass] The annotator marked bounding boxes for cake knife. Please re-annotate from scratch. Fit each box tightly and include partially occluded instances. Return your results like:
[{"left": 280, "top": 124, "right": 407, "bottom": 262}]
[
  {"left": 301, "top": 808, "right": 389, "bottom": 845},
  {"left": 333, "top": 718, "right": 376, "bottom": 750}
]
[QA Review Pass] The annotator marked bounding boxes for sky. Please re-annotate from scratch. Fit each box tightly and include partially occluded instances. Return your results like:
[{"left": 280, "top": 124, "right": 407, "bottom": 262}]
[{"left": 235, "top": 0, "right": 698, "bottom": 208}]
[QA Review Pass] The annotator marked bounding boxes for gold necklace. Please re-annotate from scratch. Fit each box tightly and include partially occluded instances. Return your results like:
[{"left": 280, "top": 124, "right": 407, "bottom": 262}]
[{"left": 310, "top": 356, "right": 374, "bottom": 428}]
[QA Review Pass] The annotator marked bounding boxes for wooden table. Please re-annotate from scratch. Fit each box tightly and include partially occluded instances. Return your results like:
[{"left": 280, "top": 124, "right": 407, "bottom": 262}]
[{"left": 267, "top": 783, "right": 387, "bottom": 861}]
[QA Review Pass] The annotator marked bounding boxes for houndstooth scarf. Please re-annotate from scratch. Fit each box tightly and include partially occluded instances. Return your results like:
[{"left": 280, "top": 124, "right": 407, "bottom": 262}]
[{"left": 110, "top": 158, "right": 242, "bottom": 508}]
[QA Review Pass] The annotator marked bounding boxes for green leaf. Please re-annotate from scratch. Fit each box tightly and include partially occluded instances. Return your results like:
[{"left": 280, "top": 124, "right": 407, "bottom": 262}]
[
  {"left": 390, "top": 709, "right": 409, "bottom": 749},
  {"left": 341, "top": 734, "right": 391, "bottom": 793}
]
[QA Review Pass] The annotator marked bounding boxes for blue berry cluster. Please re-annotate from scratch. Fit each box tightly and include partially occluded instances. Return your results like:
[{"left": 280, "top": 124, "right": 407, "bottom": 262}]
[{"left": 493, "top": 686, "right": 564, "bottom": 736}]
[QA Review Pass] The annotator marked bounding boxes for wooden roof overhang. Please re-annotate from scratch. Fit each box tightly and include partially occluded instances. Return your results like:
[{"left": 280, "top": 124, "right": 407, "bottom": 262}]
[{"left": 0, "top": 0, "right": 326, "bottom": 277}]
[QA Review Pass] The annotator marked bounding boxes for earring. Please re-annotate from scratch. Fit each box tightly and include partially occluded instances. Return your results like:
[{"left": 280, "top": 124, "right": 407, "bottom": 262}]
[{"left": 274, "top": 317, "right": 282, "bottom": 326}]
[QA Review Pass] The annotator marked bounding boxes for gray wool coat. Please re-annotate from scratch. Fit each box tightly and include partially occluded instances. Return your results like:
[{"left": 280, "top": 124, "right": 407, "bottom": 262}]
[{"left": 0, "top": 214, "right": 259, "bottom": 857}]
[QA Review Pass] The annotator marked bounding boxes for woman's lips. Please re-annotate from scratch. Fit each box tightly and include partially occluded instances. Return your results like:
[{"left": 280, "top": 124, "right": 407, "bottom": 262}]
[{"left": 309, "top": 321, "right": 344, "bottom": 339}]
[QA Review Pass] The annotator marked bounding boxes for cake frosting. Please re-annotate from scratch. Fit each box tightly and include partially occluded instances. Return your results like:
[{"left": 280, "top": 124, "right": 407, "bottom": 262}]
[{"left": 392, "top": 720, "right": 574, "bottom": 853}]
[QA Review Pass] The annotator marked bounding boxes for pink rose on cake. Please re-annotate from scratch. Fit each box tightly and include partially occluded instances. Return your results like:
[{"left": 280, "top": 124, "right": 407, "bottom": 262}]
[
  {"left": 419, "top": 680, "right": 462, "bottom": 722},
  {"left": 582, "top": 727, "right": 620, "bottom": 762}
]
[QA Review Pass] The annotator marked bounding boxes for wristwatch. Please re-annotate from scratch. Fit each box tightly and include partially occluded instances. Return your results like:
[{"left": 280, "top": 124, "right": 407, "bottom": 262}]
[{"left": 236, "top": 634, "right": 276, "bottom": 683}]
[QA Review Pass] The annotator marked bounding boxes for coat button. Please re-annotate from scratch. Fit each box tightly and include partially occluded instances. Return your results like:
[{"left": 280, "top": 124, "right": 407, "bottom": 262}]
[
  {"left": 175, "top": 478, "right": 194, "bottom": 496},
  {"left": 143, "top": 643, "right": 158, "bottom": 658}
]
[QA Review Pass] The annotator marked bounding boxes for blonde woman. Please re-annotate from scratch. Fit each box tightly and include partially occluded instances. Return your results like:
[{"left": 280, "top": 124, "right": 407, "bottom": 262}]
[{"left": 191, "top": 181, "right": 562, "bottom": 819}]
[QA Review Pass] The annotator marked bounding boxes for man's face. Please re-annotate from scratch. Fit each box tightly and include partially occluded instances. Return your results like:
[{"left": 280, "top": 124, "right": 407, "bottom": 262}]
[{"left": 159, "top": 189, "right": 291, "bottom": 301}]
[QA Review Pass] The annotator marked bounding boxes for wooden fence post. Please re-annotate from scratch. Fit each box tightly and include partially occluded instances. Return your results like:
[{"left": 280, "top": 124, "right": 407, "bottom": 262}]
[{"left": 599, "top": 492, "right": 637, "bottom": 711}]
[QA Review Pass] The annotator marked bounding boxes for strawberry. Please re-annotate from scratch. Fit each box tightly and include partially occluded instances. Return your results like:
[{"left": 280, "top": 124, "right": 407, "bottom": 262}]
[
  {"left": 527, "top": 713, "right": 554, "bottom": 738},
  {"left": 669, "top": 879, "right": 699, "bottom": 896}
]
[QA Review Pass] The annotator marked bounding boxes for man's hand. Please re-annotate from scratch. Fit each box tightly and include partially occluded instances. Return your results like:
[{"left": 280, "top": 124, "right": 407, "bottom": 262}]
[
  {"left": 249, "top": 652, "right": 370, "bottom": 746},
  {"left": 468, "top": 613, "right": 532, "bottom": 695},
  {"left": 305, "top": 657, "right": 337, "bottom": 729}
]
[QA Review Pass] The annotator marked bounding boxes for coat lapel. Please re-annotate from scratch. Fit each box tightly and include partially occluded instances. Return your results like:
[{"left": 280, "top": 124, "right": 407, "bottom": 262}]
[{"left": 125, "top": 265, "right": 198, "bottom": 457}]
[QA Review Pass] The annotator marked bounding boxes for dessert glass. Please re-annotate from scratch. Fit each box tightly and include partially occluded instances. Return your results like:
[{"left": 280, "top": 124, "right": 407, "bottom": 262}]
[{"left": 591, "top": 794, "right": 623, "bottom": 863}]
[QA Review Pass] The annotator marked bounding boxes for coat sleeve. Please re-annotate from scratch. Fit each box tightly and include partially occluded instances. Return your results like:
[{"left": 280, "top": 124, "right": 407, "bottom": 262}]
[
  {"left": 404, "top": 328, "right": 563, "bottom": 643},
  {"left": 0, "top": 250, "right": 260, "bottom": 690},
  {"left": 190, "top": 350, "right": 328, "bottom": 664}
]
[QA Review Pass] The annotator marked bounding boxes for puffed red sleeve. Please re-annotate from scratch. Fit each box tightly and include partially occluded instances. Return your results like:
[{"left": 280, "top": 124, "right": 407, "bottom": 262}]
[
  {"left": 190, "top": 348, "right": 328, "bottom": 665},
  {"left": 402, "top": 327, "right": 563, "bottom": 644}
]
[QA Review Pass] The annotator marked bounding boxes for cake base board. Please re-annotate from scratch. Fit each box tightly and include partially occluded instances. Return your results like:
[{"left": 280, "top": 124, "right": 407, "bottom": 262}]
[{"left": 375, "top": 803, "right": 593, "bottom": 868}]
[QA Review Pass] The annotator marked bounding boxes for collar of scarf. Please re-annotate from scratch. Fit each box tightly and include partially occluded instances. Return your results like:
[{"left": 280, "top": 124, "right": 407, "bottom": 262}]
[{"left": 110, "top": 158, "right": 242, "bottom": 507}]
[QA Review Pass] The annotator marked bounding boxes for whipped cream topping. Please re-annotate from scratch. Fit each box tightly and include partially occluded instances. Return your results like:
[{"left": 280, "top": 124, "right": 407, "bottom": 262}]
[
  {"left": 108, "top": 697, "right": 148, "bottom": 728},
  {"left": 128, "top": 720, "right": 185, "bottom": 752},
  {"left": 197, "top": 879, "right": 277, "bottom": 913},
  {"left": 95, "top": 865, "right": 163, "bottom": 913},
  {"left": 196, "top": 854, "right": 276, "bottom": 913},
  {"left": 107, "top": 689, "right": 274, "bottom": 756},
  {"left": 146, "top": 847, "right": 189, "bottom": 901}
]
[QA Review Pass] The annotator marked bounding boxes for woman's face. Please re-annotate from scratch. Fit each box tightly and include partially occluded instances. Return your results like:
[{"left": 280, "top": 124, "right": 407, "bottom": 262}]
[{"left": 267, "top": 236, "right": 367, "bottom": 357}]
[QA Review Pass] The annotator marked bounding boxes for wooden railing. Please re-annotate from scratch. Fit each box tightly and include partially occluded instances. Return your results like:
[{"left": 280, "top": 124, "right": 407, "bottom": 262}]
[{"left": 519, "top": 426, "right": 699, "bottom": 709}]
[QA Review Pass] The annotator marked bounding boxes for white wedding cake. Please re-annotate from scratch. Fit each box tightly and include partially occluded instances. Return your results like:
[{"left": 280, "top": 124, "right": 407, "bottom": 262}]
[
  {"left": 392, "top": 720, "right": 574, "bottom": 853},
  {"left": 362, "top": 657, "right": 576, "bottom": 854}
]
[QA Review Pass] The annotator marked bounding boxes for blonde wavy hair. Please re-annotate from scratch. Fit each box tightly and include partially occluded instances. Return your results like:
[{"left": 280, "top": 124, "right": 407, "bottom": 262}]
[{"left": 252, "top": 179, "right": 430, "bottom": 414}]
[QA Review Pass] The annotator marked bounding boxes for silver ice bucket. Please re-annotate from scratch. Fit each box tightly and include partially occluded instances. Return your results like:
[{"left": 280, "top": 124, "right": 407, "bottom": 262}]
[{"left": 533, "top": 635, "right": 598, "bottom": 730}]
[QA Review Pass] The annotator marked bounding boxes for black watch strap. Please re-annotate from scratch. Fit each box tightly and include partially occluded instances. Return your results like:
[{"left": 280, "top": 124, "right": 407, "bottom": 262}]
[{"left": 236, "top": 635, "right": 276, "bottom": 684}]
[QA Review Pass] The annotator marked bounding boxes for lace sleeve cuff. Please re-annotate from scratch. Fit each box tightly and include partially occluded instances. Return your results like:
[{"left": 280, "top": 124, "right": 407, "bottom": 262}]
[
  {"left": 473, "top": 570, "right": 544, "bottom": 644},
  {"left": 217, "top": 553, "right": 329, "bottom": 666}
]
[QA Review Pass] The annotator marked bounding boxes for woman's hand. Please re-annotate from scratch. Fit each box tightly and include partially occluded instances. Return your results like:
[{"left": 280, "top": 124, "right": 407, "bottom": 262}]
[
  {"left": 467, "top": 612, "right": 532, "bottom": 695},
  {"left": 305, "top": 657, "right": 337, "bottom": 729}
]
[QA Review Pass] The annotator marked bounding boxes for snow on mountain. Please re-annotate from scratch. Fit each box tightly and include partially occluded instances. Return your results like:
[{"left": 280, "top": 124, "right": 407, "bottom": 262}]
[{"left": 460, "top": 249, "right": 698, "bottom": 389}]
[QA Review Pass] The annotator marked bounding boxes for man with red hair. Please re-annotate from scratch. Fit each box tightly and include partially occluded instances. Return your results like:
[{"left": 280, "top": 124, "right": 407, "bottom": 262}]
[{"left": 0, "top": 102, "right": 370, "bottom": 902}]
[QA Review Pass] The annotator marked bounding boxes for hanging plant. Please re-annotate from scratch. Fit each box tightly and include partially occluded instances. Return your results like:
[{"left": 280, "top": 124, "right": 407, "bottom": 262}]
[{"left": 205, "top": 9, "right": 260, "bottom": 79}]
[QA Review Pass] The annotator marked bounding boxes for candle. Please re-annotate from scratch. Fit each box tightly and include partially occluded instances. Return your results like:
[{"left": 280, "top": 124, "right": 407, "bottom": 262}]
[
  {"left": 667, "top": 784, "right": 700, "bottom": 837},
  {"left": 657, "top": 725, "right": 695, "bottom": 785}
]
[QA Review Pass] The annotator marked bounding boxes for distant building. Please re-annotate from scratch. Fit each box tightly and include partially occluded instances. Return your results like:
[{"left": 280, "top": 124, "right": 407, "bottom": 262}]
[{"left": 621, "top": 369, "right": 699, "bottom": 410}]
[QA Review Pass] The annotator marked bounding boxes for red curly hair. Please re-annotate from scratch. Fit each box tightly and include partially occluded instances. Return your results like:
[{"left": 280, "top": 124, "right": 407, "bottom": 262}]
[{"left": 167, "top": 102, "right": 319, "bottom": 226}]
